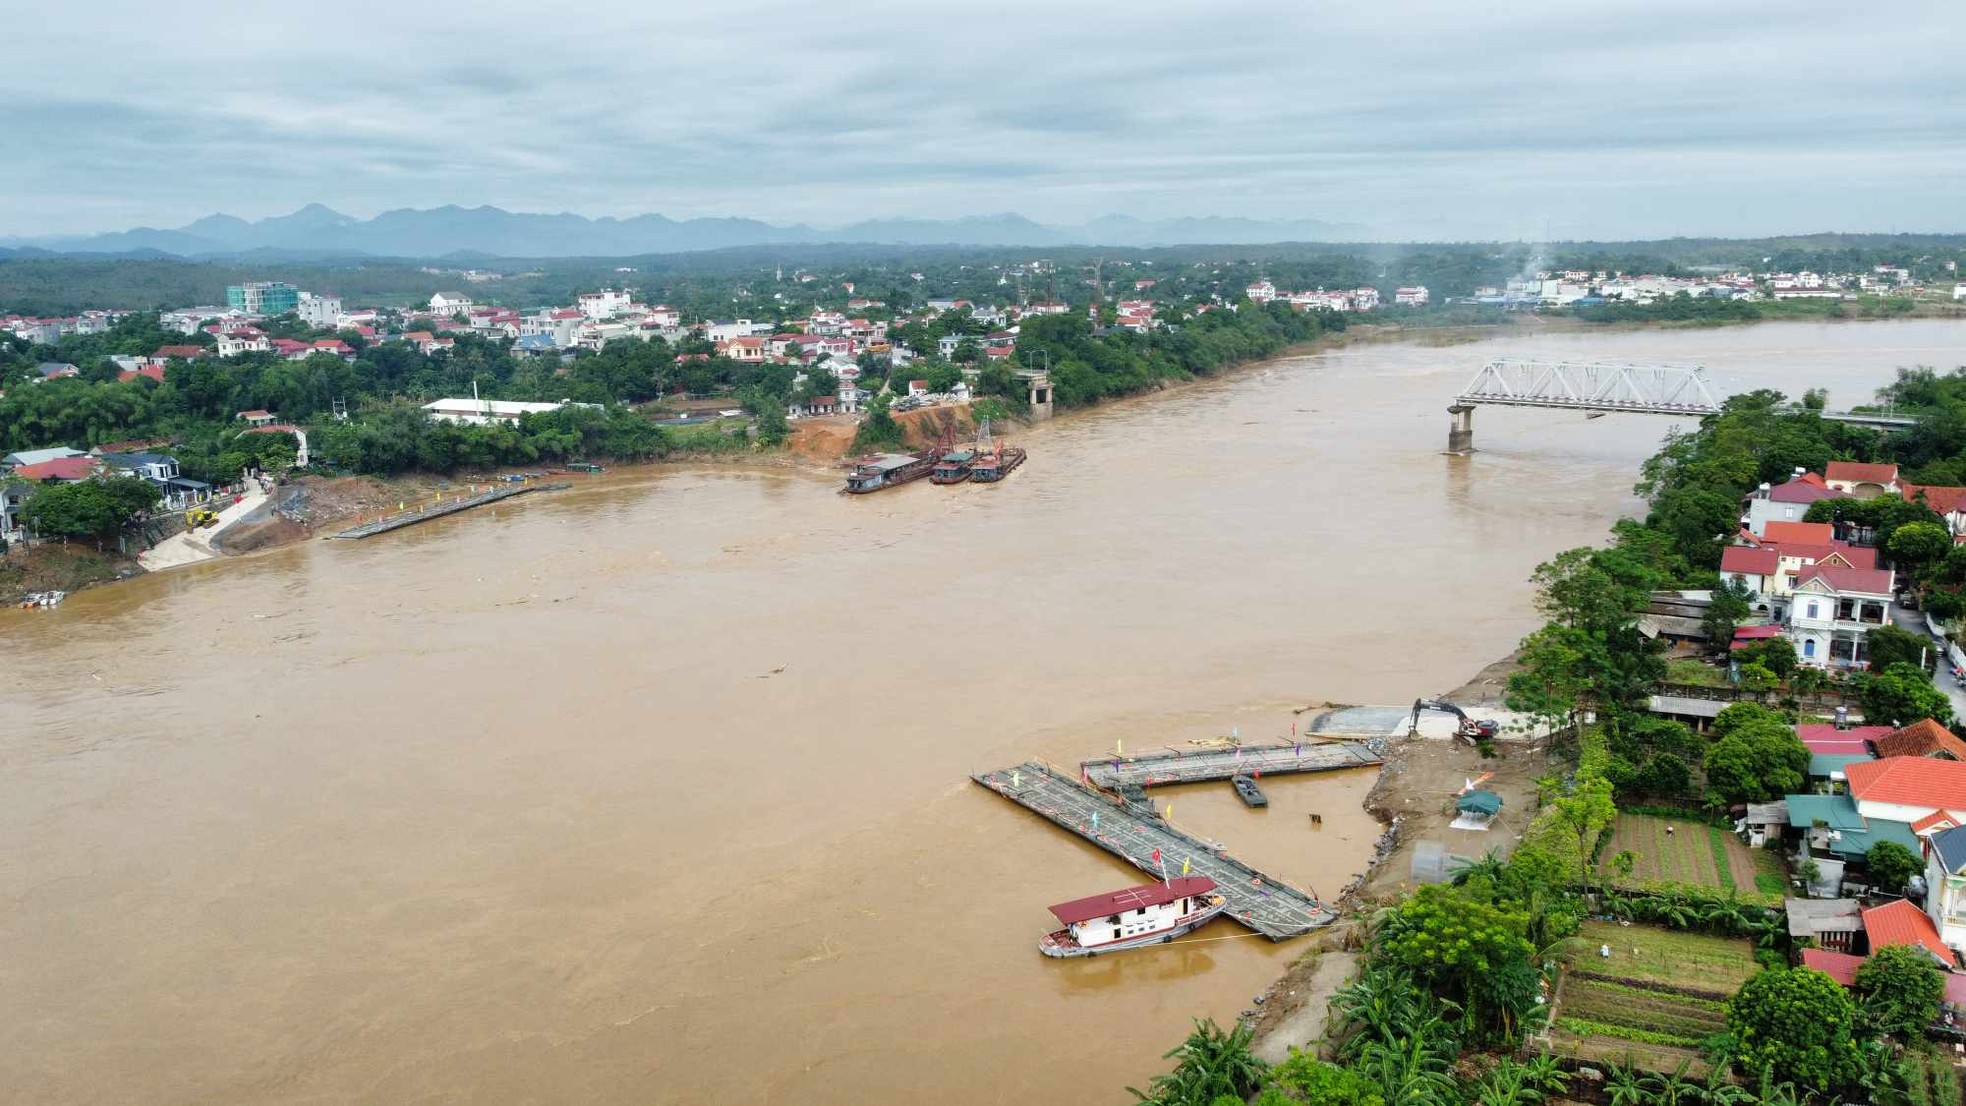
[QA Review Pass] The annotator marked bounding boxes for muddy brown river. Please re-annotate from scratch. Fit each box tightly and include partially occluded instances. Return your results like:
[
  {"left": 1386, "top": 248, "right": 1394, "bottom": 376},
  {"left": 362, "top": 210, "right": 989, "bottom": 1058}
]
[{"left": 2, "top": 320, "right": 1960, "bottom": 1103}]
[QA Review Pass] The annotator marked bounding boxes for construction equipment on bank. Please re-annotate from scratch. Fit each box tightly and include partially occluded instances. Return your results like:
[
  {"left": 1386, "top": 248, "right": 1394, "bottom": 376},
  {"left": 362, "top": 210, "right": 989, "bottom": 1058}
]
[{"left": 1410, "top": 698, "right": 1499, "bottom": 744}]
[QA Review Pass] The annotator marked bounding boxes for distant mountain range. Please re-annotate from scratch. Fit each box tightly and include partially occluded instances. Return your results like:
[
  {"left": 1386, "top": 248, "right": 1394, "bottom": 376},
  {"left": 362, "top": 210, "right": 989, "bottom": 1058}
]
[{"left": 0, "top": 204, "right": 1370, "bottom": 259}]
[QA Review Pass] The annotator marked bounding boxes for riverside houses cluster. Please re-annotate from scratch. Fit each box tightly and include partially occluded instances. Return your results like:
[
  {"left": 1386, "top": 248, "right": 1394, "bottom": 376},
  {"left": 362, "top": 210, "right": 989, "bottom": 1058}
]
[{"left": 1467, "top": 263, "right": 1932, "bottom": 308}]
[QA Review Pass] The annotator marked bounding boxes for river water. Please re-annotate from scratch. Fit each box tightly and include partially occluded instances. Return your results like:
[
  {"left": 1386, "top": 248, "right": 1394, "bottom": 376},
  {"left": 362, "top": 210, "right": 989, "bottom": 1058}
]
[{"left": 2, "top": 320, "right": 1960, "bottom": 1103}]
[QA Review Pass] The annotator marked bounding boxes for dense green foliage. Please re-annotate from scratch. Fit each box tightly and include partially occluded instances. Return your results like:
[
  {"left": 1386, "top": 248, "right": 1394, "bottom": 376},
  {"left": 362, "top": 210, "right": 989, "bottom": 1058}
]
[
  {"left": 1854, "top": 944, "right": 1945, "bottom": 1040},
  {"left": 1726, "top": 967, "right": 1858, "bottom": 1088},
  {"left": 1862, "top": 663, "right": 1955, "bottom": 727},
  {"left": 1127, "top": 1019, "right": 1265, "bottom": 1106},
  {"left": 1865, "top": 840, "right": 1924, "bottom": 895},
  {"left": 20, "top": 473, "right": 159, "bottom": 539}
]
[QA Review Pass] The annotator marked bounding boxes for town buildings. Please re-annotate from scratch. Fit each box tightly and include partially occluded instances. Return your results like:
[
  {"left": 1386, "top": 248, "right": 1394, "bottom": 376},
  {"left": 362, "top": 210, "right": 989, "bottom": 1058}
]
[{"left": 226, "top": 282, "right": 300, "bottom": 316}]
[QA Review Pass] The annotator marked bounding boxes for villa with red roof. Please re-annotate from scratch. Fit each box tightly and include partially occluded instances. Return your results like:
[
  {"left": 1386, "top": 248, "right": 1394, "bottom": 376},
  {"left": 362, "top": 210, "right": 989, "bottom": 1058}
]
[
  {"left": 1742, "top": 470, "right": 1848, "bottom": 535},
  {"left": 1787, "top": 563, "right": 1894, "bottom": 667},
  {"left": 1824, "top": 461, "right": 1900, "bottom": 498}
]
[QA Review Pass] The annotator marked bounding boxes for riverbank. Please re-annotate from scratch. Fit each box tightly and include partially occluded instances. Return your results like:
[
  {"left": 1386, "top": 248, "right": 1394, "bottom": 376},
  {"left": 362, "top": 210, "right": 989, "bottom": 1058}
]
[{"left": 1247, "top": 649, "right": 1537, "bottom": 1060}]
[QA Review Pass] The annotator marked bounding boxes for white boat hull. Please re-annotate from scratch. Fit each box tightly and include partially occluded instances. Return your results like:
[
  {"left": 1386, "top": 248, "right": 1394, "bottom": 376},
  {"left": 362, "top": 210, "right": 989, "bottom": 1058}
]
[{"left": 1039, "top": 900, "right": 1226, "bottom": 958}]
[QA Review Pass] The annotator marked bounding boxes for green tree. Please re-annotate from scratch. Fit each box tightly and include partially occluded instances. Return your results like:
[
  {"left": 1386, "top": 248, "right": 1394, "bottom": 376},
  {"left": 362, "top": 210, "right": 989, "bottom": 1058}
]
[
  {"left": 21, "top": 476, "right": 158, "bottom": 541},
  {"left": 1862, "top": 662, "right": 1953, "bottom": 727},
  {"left": 1864, "top": 840, "right": 1923, "bottom": 894},
  {"left": 1726, "top": 966, "right": 1858, "bottom": 1088},
  {"left": 1888, "top": 520, "right": 1953, "bottom": 579},
  {"left": 1855, "top": 944, "right": 1945, "bottom": 1040},
  {"left": 1258, "top": 1051, "right": 1385, "bottom": 1106},
  {"left": 1738, "top": 661, "right": 1778, "bottom": 697},
  {"left": 1378, "top": 884, "right": 1536, "bottom": 1045},
  {"left": 1505, "top": 624, "right": 1594, "bottom": 738},
  {"left": 849, "top": 393, "right": 905, "bottom": 454},
  {"left": 1552, "top": 775, "right": 1616, "bottom": 900},
  {"left": 1703, "top": 721, "right": 1810, "bottom": 804},
  {"left": 1864, "top": 623, "right": 1932, "bottom": 675},
  {"left": 1703, "top": 578, "right": 1753, "bottom": 652}
]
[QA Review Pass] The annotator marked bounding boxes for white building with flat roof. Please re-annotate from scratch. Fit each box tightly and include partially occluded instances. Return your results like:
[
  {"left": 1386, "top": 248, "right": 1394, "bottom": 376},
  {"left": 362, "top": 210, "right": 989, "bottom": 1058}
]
[{"left": 423, "top": 398, "right": 590, "bottom": 426}]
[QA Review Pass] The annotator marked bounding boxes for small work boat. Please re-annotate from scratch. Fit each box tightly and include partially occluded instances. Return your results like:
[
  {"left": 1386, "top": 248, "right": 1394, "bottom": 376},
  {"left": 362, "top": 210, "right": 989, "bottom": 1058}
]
[
  {"left": 19, "top": 590, "right": 65, "bottom": 609},
  {"left": 1231, "top": 774, "right": 1268, "bottom": 808},
  {"left": 1038, "top": 876, "right": 1225, "bottom": 958},
  {"left": 930, "top": 449, "right": 975, "bottom": 484}
]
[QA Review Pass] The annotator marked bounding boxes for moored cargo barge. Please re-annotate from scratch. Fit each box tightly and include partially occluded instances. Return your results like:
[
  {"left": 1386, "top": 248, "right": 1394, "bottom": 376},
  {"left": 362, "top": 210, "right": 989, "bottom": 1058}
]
[
  {"left": 930, "top": 449, "right": 975, "bottom": 484},
  {"left": 843, "top": 451, "right": 936, "bottom": 494},
  {"left": 969, "top": 444, "right": 1026, "bottom": 482}
]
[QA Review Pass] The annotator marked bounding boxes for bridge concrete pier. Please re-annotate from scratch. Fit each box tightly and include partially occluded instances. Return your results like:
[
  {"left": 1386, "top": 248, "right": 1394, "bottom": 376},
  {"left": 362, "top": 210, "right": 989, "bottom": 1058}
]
[{"left": 1446, "top": 404, "right": 1475, "bottom": 454}]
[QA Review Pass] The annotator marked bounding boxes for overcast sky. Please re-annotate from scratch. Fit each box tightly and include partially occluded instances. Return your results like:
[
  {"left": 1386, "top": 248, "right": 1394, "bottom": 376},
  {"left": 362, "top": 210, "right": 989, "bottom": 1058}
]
[{"left": 5, "top": 0, "right": 1961, "bottom": 240}]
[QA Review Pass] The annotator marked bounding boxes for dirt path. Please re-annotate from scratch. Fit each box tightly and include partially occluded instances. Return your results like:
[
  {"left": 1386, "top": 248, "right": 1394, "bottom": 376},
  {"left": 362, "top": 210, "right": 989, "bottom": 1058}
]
[{"left": 1251, "top": 947, "right": 1358, "bottom": 1064}]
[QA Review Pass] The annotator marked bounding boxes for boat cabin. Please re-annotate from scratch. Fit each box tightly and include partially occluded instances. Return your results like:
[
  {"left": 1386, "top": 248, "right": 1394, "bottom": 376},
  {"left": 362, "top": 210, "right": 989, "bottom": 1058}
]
[
  {"left": 846, "top": 452, "right": 923, "bottom": 493},
  {"left": 931, "top": 449, "right": 974, "bottom": 482},
  {"left": 1046, "top": 876, "right": 1217, "bottom": 949}
]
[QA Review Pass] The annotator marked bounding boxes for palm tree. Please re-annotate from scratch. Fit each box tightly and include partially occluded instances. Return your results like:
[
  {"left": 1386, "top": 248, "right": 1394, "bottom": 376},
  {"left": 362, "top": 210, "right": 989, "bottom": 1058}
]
[
  {"left": 1450, "top": 850, "right": 1509, "bottom": 888},
  {"left": 1643, "top": 1060, "right": 1698, "bottom": 1105},
  {"left": 1474, "top": 1060, "right": 1543, "bottom": 1106},
  {"left": 1126, "top": 1018, "right": 1264, "bottom": 1105},
  {"left": 1520, "top": 1052, "right": 1569, "bottom": 1096},
  {"left": 1604, "top": 1062, "right": 1651, "bottom": 1106}
]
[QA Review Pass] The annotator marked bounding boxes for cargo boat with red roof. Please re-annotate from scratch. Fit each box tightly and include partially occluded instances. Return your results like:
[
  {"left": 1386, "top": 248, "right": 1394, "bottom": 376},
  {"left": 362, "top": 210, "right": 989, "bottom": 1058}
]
[{"left": 1038, "top": 876, "right": 1226, "bottom": 958}]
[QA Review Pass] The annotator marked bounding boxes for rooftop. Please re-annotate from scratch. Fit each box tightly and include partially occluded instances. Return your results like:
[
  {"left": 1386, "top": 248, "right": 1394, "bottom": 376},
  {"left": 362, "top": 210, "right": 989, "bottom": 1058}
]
[
  {"left": 1873, "top": 718, "right": 1966, "bottom": 761},
  {"left": 1848, "top": 756, "right": 1966, "bottom": 811},
  {"left": 1047, "top": 876, "right": 1217, "bottom": 925},
  {"left": 1826, "top": 461, "right": 1900, "bottom": 486},
  {"left": 1863, "top": 898, "right": 1956, "bottom": 966}
]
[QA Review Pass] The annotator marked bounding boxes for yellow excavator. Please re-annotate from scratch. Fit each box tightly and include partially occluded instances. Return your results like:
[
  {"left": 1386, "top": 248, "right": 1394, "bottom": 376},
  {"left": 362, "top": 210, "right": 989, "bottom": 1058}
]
[{"left": 185, "top": 507, "right": 220, "bottom": 528}]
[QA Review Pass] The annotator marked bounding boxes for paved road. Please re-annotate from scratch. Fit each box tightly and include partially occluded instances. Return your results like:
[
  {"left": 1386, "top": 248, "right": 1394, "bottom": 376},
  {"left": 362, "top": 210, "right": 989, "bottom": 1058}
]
[
  {"left": 1890, "top": 601, "right": 1966, "bottom": 721},
  {"left": 137, "top": 483, "right": 270, "bottom": 571}
]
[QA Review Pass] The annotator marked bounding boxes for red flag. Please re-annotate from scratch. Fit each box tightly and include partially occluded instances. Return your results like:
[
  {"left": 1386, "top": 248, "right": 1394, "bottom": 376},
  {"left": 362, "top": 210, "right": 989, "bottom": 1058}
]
[{"left": 1152, "top": 848, "right": 1163, "bottom": 865}]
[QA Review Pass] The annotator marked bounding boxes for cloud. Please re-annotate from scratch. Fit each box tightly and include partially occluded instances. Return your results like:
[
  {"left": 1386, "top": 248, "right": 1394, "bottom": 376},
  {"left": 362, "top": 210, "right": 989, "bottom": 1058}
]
[{"left": 1, "top": 0, "right": 1960, "bottom": 238}]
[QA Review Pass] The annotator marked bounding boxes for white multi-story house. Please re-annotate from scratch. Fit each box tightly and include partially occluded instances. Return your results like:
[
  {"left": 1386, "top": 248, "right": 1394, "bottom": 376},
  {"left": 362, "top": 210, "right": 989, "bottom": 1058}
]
[
  {"left": 1395, "top": 286, "right": 1429, "bottom": 307},
  {"left": 298, "top": 294, "right": 343, "bottom": 328},
  {"left": 1787, "top": 566, "right": 1895, "bottom": 667},
  {"left": 577, "top": 289, "right": 634, "bottom": 319},
  {"left": 214, "top": 331, "right": 271, "bottom": 358},
  {"left": 428, "top": 292, "right": 474, "bottom": 315},
  {"left": 701, "top": 319, "right": 765, "bottom": 344},
  {"left": 1245, "top": 281, "right": 1277, "bottom": 304}
]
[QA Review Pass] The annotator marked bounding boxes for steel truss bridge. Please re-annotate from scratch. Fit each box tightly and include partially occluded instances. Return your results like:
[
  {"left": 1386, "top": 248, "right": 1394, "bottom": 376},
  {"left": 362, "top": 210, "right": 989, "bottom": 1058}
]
[{"left": 1444, "top": 358, "right": 1913, "bottom": 453}]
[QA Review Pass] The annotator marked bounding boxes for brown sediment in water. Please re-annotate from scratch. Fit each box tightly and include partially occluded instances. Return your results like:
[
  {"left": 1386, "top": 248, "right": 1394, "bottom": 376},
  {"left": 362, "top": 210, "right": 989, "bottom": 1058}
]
[{"left": 1, "top": 320, "right": 1956, "bottom": 1104}]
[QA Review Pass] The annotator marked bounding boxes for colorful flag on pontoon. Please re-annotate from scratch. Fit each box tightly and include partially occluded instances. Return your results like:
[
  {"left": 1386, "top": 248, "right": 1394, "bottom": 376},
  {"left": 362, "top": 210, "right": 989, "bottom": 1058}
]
[{"left": 1181, "top": 857, "right": 1191, "bottom": 876}]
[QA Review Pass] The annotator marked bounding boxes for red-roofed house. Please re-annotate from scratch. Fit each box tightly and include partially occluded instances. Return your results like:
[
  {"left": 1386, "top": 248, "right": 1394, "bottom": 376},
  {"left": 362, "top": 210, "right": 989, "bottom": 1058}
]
[
  {"left": 1864, "top": 898, "right": 1957, "bottom": 966},
  {"left": 117, "top": 365, "right": 166, "bottom": 383},
  {"left": 1826, "top": 461, "right": 1901, "bottom": 498},
  {"left": 1847, "top": 757, "right": 1966, "bottom": 824},
  {"left": 14, "top": 456, "right": 102, "bottom": 482},
  {"left": 237, "top": 410, "right": 277, "bottom": 428},
  {"left": 1720, "top": 545, "right": 1779, "bottom": 594},
  {"left": 1786, "top": 560, "right": 1894, "bottom": 668},
  {"left": 1876, "top": 719, "right": 1966, "bottom": 762},
  {"left": 1802, "top": 947, "right": 1966, "bottom": 1005},
  {"left": 1796, "top": 724, "right": 1892, "bottom": 752},
  {"left": 1764, "top": 520, "right": 1835, "bottom": 545},
  {"left": 1905, "top": 483, "right": 1966, "bottom": 538}
]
